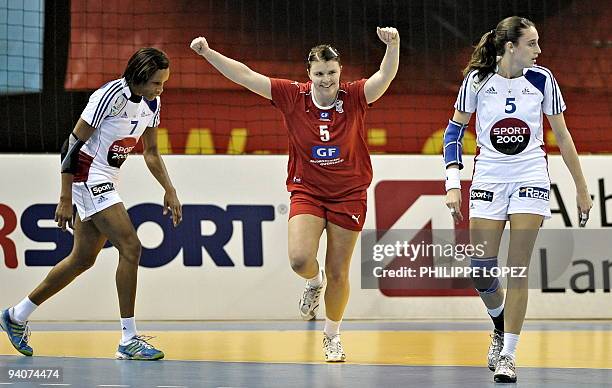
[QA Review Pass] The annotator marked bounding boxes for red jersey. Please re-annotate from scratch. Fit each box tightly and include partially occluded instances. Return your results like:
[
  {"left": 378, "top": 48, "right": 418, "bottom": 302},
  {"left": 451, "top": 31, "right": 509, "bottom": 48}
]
[{"left": 271, "top": 78, "right": 372, "bottom": 201}]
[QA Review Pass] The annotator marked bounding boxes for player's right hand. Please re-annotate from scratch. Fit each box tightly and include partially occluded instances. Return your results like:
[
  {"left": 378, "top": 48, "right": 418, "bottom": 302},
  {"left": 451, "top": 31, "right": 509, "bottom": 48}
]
[
  {"left": 54, "top": 198, "right": 73, "bottom": 231},
  {"left": 190, "top": 37, "right": 210, "bottom": 56},
  {"left": 445, "top": 188, "right": 463, "bottom": 224}
]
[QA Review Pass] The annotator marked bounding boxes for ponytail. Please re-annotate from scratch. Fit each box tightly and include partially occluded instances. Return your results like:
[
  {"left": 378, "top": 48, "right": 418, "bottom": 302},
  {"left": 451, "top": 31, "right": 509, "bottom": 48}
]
[
  {"left": 462, "top": 17, "right": 536, "bottom": 81},
  {"left": 462, "top": 30, "right": 497, "bottom": 81}
]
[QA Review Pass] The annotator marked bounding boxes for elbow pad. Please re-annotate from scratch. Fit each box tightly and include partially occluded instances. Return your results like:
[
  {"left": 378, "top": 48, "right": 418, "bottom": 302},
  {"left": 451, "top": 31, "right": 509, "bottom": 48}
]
[
  {"left": 60, "top": 132, "right": 85, "bottom": 174},
  {"left": 443, "top": 120, "right": 467, "bottom": 169}
]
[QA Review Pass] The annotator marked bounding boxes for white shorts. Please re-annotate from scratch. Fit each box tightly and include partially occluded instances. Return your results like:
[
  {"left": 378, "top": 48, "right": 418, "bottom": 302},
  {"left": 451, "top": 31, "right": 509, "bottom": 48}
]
[
  {"left": 72, "top": 181, "right": 122, "bottom": 221},
  {"left": 469, "top": 180, "right": 551, "bottom": 221}
]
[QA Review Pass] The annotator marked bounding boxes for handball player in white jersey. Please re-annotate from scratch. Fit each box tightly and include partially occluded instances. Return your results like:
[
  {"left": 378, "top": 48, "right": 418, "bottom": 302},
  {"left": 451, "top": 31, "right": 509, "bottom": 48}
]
[
  {"left": 0, "top": 48, "right": 182, "bottom": 360},
  {"left": 442, "top": 16, "right": 592, "bottom": 382}
]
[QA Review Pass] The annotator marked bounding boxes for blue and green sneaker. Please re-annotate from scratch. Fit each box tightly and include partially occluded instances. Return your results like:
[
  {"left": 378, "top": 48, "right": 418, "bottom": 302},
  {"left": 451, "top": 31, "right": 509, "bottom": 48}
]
[
  {"left": 116, "top": 335, "right": 164, "bottom": 360},
  {"left": 0, "top": 309, "right": 33, "bottom": 356}
]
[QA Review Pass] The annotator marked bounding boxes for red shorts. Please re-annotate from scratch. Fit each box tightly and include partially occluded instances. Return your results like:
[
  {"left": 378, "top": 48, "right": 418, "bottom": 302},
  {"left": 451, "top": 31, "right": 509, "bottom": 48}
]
[{"left": 289, "top": 192, "right": 367, "bottom": 231}]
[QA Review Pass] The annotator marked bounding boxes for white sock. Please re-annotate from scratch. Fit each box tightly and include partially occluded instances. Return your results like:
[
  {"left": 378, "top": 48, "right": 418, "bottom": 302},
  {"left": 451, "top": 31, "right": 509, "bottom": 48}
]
[
  {"left": 487, "top": 301, "right": 504, "bottom": 318},
  {"left": 500, "top": 333, "right": 519, "bottom": 359},
  {"left": 307, "top": 265, "right": 323, "bottom": 287},
  {"left": 120, "top": 317, "right": 138, "bottom": 345},
  {"left": 10, "top": 298, "right": 38, "bottom": 324},
  {"left": 324, "top": 318, "right": 342, "bottom": 337}
]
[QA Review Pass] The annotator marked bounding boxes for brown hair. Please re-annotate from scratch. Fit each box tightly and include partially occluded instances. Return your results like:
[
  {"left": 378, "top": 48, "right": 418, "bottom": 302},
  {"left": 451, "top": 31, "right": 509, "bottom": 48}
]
[
  {"left": 463, "top": 16, "right": 535, "bottom": 80},
  {"left": 306, "top": 45, "right": 341, "bottom": 70},
  {"left": 123, "top": 47, "right": 170, "bottom": 86}
]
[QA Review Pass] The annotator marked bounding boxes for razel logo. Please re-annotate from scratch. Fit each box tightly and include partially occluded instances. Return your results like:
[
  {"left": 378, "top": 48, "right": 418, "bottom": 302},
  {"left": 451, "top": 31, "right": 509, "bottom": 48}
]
[
  {"left": 519, "top": 186, "right": 549, "bottom": 201},
  {"left": 374, "top": 180, "right": 476, "bottom": 297}
]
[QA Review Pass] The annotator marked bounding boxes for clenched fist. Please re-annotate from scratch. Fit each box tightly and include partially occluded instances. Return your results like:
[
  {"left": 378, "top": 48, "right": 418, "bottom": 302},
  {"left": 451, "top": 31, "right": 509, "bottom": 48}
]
[
  {"left": 376, "top": 27, "right": 400, "bottom": 46},
  {"left": 190, "top": 37, "right": 210, "bottom": 56}
]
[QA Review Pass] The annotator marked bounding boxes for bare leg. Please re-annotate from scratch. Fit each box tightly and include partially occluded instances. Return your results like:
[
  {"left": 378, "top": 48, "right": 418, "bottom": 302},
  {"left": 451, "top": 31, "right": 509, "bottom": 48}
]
[
  {"left": 288, "top": 214, "right": 326, "bottom": 279},
  {"left": 470, "top": 218, "right": 506, "bottom": 309},
  {"left": 323, "top": 222, "right": 359, "bottom": 322},
  {"left": 90, "top": 203, "right": 142, "bottom": 318},
  {"left": 29, "top": 214, "right": 106, "bottom": 305},
  {"left": 505, "top": 213, "right": 543, "bottom": 334}
]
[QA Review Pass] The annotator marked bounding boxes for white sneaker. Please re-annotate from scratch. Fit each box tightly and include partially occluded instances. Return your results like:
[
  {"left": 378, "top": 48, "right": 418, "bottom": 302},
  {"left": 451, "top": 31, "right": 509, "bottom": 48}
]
[
  {"left": 494, "top": 355, "right": 517, "bottom": 383},
  {"left": 323, "top": 333, "right": 346, "bottom": 362},
  {"left": 487, "top": 329, "right": 504, "bottom": 371},
  {"left": 298, "top": 270, "right": 326, "bottom": 320}
]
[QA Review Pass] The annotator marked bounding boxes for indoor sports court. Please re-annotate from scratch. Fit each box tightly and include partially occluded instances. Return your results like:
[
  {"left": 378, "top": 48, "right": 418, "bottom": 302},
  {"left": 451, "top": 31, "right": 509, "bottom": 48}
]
[
  {"left": 1, "top": 0, "right": 611, "bottom": 387},
  {"left": 1, "top": 320, "right": 612, "bottom": 387}
]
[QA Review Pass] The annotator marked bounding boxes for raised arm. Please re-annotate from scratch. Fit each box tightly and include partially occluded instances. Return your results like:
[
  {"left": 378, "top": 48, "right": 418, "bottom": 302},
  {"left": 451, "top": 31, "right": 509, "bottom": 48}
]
[
  {"left": 190, "top": 37, "right": 272, "bottom": 100},
  {"left": 364, "top": 27, "right": 400, "bottom": 104}
]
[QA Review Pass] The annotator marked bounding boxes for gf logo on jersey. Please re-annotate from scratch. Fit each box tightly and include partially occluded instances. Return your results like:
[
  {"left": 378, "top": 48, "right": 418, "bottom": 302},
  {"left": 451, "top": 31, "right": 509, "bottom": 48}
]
[
  {"left": 312, "top": 146, "right": 340, "bottom": 159},
  {"left": 108, "top": 138, "right": 137, "bottom": 168},
  {"left": 519, "top": 187, "right": 549, "bottom": 201},
  {"left": 470, "top": 189, "right": 494, "bottom": 202},
  {"left": 319, "top": 111, "right": 331, "bottom": 121}
]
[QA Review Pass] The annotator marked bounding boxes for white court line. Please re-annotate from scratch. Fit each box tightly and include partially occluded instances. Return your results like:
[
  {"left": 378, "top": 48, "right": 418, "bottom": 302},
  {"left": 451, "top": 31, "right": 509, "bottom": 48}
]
[
  {"left": 40, "top": 385, "right": 71, "bottom": 386},
  {"left": 0, "top": 383, "right": 12, "bottom": 385},
  {"left": 157, "top": 386, "right": 187, "bottom": 388}
]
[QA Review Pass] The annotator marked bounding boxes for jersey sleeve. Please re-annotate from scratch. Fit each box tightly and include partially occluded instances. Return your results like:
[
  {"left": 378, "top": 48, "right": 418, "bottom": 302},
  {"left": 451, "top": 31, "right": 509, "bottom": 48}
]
[
  {"left": 148, "top": 97, "right": 161, "bottom": 128},
  {"left": 543, "top": 71, "right": 566, "bottom": 116},
  {"left": 454, "top": 71, "right": 478, "bottom": 113},
  {"left": 347, "top": 79, "right": 368, "bottom": 111},
  {"left": 270, "top": 78, "right": 300, "bottom": 114},
  {"left": 80, "top": 80, "right": 124, "bottom": 129}
]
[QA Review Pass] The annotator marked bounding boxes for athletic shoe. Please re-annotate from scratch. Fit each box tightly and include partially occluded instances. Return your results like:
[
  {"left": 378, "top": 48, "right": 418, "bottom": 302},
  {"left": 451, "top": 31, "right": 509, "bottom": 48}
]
[
  {"left": 0, "top": 308, "right": 33, "bottom": 356},
  {"left": 323, "top": 333, "right": 346, "bottom": 362},
  {"left": 116, "top": 335, "right": 164, "bottom": 360},
  {"left": 488, "top": 329, "right": 504, "bottom": 371},
  {"left": 494, "top": 355, "right": 517, "bottom": 383},
  {"left": 298, "top": 269, "right": 326, "bottom": 320}
]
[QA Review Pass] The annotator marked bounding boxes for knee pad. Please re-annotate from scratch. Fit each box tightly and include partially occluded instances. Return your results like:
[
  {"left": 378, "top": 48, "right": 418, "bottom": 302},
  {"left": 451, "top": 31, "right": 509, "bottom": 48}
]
[{"left": 470, "top": 256, "right": 500, "bottom": 294}]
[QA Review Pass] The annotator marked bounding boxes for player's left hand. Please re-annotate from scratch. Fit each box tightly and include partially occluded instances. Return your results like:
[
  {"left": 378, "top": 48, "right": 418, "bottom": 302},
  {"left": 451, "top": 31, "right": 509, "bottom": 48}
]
[
  {"left": 376, "top": 27, "right": 400, "bottom": 46},
  {"left": 163, "top": 188, "right": 182, "bottom": 227},
  {"left": 577, "top": 189, "right": 593, "bottom": 227},
  {"left": 445, "top": 188, "right": 463, "bottom": 224}
]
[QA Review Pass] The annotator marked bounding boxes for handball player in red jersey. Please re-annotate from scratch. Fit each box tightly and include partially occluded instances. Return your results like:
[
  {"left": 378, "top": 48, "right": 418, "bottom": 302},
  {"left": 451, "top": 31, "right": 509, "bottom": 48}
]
[{"left": 191, "top": 27, "right": 399, "bottom": 362}]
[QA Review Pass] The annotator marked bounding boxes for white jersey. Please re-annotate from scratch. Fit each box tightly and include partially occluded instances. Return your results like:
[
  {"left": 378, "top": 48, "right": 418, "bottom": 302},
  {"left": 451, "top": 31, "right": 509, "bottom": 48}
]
[
  {"left": 455, "top": 65, "right": 565, "bottom": 183},
  {"left": 75, "top": 77, "right": 160, "bottom": 183}
]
